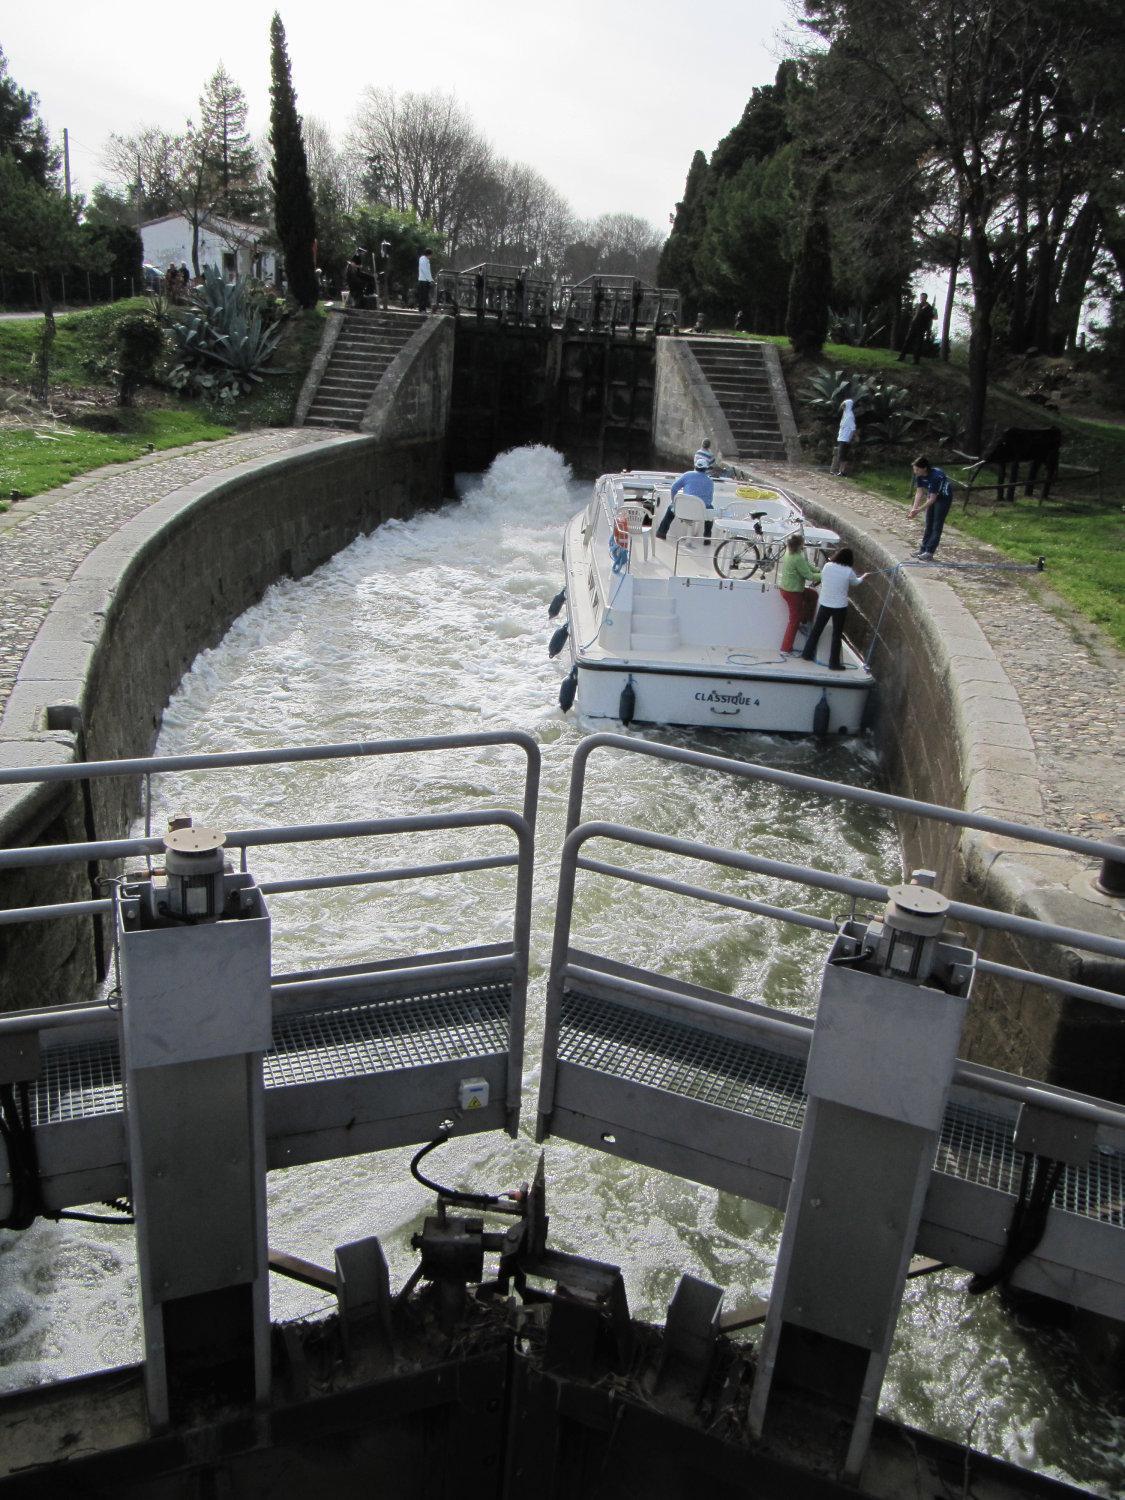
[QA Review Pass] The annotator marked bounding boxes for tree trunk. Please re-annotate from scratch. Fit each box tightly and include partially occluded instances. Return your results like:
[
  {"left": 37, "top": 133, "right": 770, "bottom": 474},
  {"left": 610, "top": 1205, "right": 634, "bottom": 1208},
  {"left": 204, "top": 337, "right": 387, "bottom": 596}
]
[
  {"left": 1054, "top": 200, "right": 1101, "bottom": 353},
  {"left": 1011, "top": 98, "right": 1030, "bottom": 352},
  {"left": 965, "top": 233, "right": 996, "bottom": 457},
  {"left": 941, "top": 209, "right": 965, "bottom": 361},
  {"left": 35, "top": 271, "right": 56, "bottom": 401},
  {"left": 192, "top": 219, "right": 201, "bottom": 278}
]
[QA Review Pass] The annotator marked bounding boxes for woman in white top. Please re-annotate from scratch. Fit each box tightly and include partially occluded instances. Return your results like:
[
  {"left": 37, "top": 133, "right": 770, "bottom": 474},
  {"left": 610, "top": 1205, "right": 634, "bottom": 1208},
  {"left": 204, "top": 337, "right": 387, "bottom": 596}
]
[
  {"left": 830, "top": 398, "right": 857, "bottom": 476},
  {"left": 799, "top": 546, "right": 868, "bottom": 670}
]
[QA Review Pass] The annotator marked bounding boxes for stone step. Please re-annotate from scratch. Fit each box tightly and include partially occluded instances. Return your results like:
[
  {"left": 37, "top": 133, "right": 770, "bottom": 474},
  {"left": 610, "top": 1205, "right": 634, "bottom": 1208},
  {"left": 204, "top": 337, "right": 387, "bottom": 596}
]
[
  {"left": 308, "top": 400, "right": 367, "bottom": 418},
  {"left": 320, "top": 371, "right": 380, "bottom": 386},
  {"left": 335, "top": 333, "right": 411, "bottom": 348}
]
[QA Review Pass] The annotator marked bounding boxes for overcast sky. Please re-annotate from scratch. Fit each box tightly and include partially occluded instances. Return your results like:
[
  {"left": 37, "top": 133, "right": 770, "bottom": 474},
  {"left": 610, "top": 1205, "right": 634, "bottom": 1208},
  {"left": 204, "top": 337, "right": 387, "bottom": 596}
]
[{"left": 4, "top": 0, "right": 799, "bottom": 228}]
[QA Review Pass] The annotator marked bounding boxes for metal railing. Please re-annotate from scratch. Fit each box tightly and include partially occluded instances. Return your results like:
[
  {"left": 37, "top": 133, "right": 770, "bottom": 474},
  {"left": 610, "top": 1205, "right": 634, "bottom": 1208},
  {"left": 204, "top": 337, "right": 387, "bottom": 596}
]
[
  {"left": 435, "top": 265, "right": 681, "bottom": 332},
  {"left": 535, "top": 734, "right": 1125, "bottom": 1129},
  {"left": 0, "top": 734, "right": 541, "bottom": 1118}
]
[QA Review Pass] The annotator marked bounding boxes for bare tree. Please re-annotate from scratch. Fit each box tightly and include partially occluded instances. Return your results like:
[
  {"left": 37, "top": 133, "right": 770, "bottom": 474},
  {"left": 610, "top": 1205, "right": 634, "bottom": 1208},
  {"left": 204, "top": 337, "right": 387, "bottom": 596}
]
[
  {"left": 564, "top": 213, "right": 665, "bottom": 281},
  {"left": 458, "top": 158, "right": 574, "bottom": 269},
  {"left": 103, "top": 121, "right": 223, "bottom": 273},
  {"left": 348, "top": 87, "right": 493, "bottom": 255}
]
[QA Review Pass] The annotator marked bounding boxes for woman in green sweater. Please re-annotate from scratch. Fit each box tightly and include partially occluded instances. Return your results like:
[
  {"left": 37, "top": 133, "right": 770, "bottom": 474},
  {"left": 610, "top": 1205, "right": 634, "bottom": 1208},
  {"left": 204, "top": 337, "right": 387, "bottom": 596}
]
[{"left": 777, "top": 533, "right": 821, "bottom": 653}]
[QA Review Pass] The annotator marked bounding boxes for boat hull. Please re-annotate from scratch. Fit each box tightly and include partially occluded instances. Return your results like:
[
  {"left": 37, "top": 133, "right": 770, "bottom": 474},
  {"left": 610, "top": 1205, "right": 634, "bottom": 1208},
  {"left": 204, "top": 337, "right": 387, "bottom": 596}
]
[{"left": 572, "top": 659, "right": 869, "bottom": 735}]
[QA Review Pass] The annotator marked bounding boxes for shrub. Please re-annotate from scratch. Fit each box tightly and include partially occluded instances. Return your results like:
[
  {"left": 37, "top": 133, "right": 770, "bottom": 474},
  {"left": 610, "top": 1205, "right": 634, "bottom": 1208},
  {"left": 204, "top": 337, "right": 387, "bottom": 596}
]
[{"left": 114, "top": 312, "right": 164, "bottom": 406}]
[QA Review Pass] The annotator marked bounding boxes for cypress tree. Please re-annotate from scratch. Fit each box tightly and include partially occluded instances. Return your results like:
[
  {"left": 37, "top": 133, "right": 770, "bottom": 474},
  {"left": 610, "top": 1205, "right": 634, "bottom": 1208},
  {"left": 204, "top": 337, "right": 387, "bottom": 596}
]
[
  {"left": 658, "top": 150, "right": 708, "bottom": 319},
  {"left": 268, "top": 12, "right": 318, "bottom": 307},
  {"left": 786, "top": 177, "right": 832, "bottom": 357}
]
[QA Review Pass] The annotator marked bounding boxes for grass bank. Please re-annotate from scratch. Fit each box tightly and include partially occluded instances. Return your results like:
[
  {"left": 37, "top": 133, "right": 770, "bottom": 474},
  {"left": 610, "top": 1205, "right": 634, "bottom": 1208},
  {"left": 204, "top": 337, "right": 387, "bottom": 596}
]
[
  {"left": 0, "top": 299, "right": 327, "bottom": 507},
  {"left": 0, "top": 408, "right": 233, "bottom": 505},
  {"left": 852, "top": 462, "right": 1125, "bottom": 649}
]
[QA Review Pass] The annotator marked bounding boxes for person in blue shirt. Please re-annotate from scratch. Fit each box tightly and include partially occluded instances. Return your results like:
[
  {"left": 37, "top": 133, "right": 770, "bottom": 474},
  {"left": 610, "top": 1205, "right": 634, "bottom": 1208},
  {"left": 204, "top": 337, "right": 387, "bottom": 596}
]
[
  {"left": 656, "top": 452, "right": 715, "bottom": 541},
  {"left": 908, "top": 455, "right": 955, "bottom": 559}
]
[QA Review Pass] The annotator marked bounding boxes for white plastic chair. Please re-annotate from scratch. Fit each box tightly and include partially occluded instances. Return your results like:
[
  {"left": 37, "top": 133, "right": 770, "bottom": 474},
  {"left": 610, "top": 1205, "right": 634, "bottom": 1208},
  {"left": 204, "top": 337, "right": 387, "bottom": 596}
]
[
  {"left": 620, "top": 500, "right": 650, "bottom": 562},
  {"left": 673, "top": 495, "right": 708, "bottom": 539}
]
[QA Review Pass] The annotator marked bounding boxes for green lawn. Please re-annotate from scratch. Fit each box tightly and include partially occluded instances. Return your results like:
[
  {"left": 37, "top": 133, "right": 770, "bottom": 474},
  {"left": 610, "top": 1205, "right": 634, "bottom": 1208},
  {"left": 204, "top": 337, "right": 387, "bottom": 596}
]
[
  {"left": 0, "top": 299, "right": 332, "bottom": 506},
  {"left": 853, "top": 462, "right": 1125, "bottom": 648},
  {"left": 0, "top": 407, "right": 233, "bottom": 505},
  {"left": 0, "top": 299, "right": 154, "bottom": 388},
  {"left": 722, "top": 329, "right": 925, "bottom": 372}
]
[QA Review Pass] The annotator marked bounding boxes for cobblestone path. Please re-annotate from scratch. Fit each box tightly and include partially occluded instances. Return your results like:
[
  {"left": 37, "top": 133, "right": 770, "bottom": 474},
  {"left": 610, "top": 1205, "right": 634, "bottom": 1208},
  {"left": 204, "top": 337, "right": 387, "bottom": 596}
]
[
  {"left": 761, "top": 463, "right": 1123, "bottom": 840},
  {"left": 0, "top": 429, "right": 339, "bottom": 722}
]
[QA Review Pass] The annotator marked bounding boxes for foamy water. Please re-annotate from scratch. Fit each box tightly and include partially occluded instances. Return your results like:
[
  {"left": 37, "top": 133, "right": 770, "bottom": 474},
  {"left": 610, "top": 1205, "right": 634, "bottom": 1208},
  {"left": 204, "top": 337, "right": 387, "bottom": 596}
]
[{"left": 0, "top": 447, "right": 1118, "bottom": 1492}]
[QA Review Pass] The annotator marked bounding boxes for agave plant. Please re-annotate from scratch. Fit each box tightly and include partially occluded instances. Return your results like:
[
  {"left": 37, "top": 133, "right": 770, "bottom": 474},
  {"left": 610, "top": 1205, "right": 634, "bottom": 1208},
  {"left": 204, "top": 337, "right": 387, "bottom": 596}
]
[
  {"left": 828, "top": 306, "right": 887, "bottom": 348},
  {"left": 858, "top": 381, "right": 922, "bottom": 444},
  {"left": 209, "top": 310, "right": 285, "bottom": 384},
  {"left": 163, "top": 268, "right": 286, "bottom": 394},
  {"left": 800, "top": 367, "right": 867, "bottom": 421},
  {"left": 925, "top": 407, "right": 965, "bottom": 450}
]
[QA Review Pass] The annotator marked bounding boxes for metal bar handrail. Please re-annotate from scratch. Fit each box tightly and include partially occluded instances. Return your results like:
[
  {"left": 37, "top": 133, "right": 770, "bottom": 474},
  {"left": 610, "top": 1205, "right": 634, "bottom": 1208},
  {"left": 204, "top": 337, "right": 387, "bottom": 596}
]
[
  {"left": 535, "top": 816, "right": 1125, "bottom": 1138},
  {"left": 0, "top": 810, "right": 526, "bottom": 871},
  {"left": 0, "top": 732, "right": 541, "bottom": 839},
  {"left": 572, "top": 825, "right": 1125, "bottom": 968},
  {"left": 576, "top": 855, "right": 1125, "bottom": 1011},
  {"left": 1, "top": 784, "right": 537, "bottom": 1127},
  {"left": 565, "top": 732, "right": 1124, "bottom": 866}
]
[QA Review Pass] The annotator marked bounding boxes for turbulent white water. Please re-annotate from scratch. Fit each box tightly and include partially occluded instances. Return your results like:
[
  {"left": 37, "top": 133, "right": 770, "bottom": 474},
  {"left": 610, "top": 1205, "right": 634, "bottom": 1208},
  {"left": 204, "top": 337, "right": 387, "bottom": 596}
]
[{"left": 0, "top": 447, "right": 1120, "bottom": 1492}]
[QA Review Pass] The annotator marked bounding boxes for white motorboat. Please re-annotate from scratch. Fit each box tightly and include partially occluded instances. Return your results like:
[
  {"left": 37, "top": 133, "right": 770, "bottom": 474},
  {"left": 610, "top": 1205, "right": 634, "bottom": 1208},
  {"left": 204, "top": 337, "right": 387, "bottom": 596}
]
[{"left": 549, "top": 469, "right": 874, "bottom": 735}]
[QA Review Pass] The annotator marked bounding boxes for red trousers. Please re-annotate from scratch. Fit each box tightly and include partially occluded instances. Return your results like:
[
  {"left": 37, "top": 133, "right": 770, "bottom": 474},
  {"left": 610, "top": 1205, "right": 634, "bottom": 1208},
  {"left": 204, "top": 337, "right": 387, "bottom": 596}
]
[{"left": 780, "top": 588, "right": 818, "bottom": 652}]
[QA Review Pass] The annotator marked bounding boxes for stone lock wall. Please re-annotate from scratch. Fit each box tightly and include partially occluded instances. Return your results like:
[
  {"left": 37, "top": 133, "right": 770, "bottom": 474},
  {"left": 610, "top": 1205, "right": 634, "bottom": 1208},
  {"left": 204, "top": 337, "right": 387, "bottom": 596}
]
[
  {"left": 0, "top": 433, "right": 445, "bottom": 1012},
  {"left": 786, "top": 483, "right": 1120, "bottom": 1100}
]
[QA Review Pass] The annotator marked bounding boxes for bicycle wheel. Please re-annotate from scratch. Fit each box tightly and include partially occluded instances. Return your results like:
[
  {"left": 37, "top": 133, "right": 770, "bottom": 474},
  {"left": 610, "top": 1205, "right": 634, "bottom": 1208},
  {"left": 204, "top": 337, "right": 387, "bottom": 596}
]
[{"left": 714, "top": 537, "right": 763, "bottom": 579}]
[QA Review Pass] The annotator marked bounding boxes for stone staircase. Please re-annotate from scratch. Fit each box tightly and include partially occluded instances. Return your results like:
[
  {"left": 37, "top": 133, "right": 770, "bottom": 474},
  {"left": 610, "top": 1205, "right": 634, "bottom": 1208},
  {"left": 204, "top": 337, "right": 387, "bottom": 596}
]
[
  {"left": 302, "top": 310, "right": 426, "bottom": 430},
  {"left": 684, "top": 339, "right": 789, "bottom": 464}
]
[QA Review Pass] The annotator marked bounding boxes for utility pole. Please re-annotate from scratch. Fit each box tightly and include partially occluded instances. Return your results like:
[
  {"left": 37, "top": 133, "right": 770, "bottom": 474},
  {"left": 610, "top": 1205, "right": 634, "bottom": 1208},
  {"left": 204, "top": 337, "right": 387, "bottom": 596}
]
[{"left": 63, "top": 127, "right": 71, "bottom": 204}]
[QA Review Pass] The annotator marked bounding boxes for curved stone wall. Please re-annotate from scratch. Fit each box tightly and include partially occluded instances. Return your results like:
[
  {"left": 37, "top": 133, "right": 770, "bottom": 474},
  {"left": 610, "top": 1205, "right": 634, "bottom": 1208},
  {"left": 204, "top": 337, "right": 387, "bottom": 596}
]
[
  {"left": 0, "top": 432, "right": 444, "bottom": 1009},
  {"left": 782, "top": 479, "right": 1122, "bottom": 1099}
]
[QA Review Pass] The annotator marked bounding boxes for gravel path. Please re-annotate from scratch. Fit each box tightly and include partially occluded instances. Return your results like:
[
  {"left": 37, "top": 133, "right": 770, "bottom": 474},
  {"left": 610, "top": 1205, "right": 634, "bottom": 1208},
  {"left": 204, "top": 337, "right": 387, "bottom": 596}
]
[
  {"left": 0, "top": 428, "right": 339, "bottom": 721},
  {"left": 759, "top": 463, "right": 1123, "bottom": 840},
  {"left": 1, "top": 438, "right": 1119, "bottom": 840}
]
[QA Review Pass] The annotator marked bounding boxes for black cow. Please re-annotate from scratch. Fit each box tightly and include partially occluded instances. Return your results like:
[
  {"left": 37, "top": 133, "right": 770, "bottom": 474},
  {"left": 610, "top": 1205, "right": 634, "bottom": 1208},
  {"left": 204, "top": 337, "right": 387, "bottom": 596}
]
[{"left": 974, "top": 426, "right": 1062, "bottom": 501}]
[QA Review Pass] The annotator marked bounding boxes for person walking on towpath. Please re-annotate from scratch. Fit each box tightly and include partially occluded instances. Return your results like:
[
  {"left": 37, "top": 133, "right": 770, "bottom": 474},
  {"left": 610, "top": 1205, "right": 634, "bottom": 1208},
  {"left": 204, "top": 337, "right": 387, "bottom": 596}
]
[
  {"left": 907, "top": 455, "right": 955, "bottom": 560},
  {"left": 417, "top": 248, "right": 435, "bottom": 313},
  {"left": 830, "top": 397, "right": 857, "bottom": 475},
  {"left": 898, "top": 292, "right": 937, "bottom": 364},
  {"left": 800, "top": 546, "right": 868, "bottom": 670},
  {"left": 656, "top": 449, "right": 716, "bottom": 542}
]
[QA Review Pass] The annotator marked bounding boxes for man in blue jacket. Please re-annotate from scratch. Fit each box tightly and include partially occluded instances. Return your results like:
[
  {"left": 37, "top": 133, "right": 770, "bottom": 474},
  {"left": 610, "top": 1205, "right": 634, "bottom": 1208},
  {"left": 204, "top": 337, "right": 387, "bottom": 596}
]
[
  {"left": 908, "top": 455, "right": 955, "bottom": 559},
  {"left": 656, "top": 450, "right": 715, "bottom": 541}
]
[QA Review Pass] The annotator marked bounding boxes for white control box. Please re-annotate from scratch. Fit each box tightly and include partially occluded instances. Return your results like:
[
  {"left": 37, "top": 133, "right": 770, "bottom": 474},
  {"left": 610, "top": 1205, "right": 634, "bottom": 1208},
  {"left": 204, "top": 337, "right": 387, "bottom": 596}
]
[{"left": 458, "top": 1077, "right": 490, "bottom": 1111}]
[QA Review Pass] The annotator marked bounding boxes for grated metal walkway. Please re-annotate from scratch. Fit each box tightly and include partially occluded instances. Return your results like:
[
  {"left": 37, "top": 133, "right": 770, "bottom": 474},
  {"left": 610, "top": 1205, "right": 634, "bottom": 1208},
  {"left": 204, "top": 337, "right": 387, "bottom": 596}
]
[
  {"left": 558, "top": 990, "right": 1125, "bottom": 1230},
  {"left": 30, "top": 981, "right": 512, "bottom": 1126}
]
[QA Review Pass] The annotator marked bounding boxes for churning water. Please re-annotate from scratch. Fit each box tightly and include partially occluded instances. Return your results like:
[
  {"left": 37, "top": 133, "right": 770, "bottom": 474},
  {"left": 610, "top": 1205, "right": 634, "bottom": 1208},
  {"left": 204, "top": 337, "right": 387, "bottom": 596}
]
[{"left": 0, "top": 448, "right": 1120, "bottom": 1492}]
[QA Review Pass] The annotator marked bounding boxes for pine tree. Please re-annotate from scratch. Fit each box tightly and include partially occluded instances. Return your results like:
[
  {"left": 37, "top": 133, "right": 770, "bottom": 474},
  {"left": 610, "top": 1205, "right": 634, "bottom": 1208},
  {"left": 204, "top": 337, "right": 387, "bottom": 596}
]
[
  {"left": 0, "top": 46, "right": 59, "bottom": 187},
  {"left": 786, "top": 178, "right": 832, "bottom": 357},
  {"left": 199, "top": 63, "right": 261, "bottom": 221},
  {"left": 268, "top": 12, "right": 318, "bottom": 307}
]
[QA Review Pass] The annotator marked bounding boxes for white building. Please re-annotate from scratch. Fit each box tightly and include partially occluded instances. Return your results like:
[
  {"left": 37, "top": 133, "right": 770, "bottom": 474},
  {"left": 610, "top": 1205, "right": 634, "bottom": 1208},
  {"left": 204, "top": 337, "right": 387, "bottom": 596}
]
[{"left": 140, "top": 214, "right": 278, "bottom": 282}]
